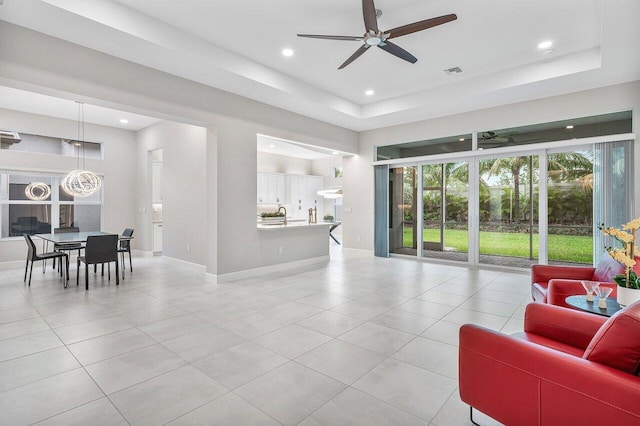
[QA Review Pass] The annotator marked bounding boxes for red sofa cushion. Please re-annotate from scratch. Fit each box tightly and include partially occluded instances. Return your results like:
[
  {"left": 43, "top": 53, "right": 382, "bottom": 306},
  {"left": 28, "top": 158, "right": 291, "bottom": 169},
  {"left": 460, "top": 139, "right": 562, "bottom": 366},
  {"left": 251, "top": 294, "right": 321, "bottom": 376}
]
[{"left": 583, "top": 300, "right": 640, "bottom": 375}]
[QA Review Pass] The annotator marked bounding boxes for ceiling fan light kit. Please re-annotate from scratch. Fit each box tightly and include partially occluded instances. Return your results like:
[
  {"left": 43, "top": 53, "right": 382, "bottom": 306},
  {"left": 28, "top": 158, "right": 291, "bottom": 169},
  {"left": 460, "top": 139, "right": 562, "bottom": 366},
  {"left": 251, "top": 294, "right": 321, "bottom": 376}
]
[{"left": 297, "top": 0, "right": 457, "bottom": 69}]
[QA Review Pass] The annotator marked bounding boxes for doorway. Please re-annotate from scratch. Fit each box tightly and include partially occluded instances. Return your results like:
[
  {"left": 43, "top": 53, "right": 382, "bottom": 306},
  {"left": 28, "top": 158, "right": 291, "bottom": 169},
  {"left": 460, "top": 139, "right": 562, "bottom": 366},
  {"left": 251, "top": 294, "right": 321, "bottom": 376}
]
[{"left": 150, "top": 149, "right": 163, "bottom": 254}]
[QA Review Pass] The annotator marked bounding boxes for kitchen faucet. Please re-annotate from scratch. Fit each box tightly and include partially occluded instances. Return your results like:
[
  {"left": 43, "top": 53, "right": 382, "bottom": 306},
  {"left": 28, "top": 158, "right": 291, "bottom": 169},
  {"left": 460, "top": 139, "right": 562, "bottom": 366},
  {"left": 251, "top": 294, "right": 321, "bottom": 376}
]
[{"left": 278, "top": 206, "right": 287, "bottom": 225}]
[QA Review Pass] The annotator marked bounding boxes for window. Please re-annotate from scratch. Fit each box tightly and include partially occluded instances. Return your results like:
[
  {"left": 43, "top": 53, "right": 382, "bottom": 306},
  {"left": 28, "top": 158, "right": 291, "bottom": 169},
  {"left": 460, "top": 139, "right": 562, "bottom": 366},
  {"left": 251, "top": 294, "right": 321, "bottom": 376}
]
[
  {"left": 0, "top": 130, "right": 102, "bottom": 159},
  {"left": 373, "top": 111, "right": 635, "bottom": 267},
  {"left": 0, "top": 171, "right": 102, "bottom": 238},
  {"left": 376, "top": 134, "right": 472, "bottom": 161}
]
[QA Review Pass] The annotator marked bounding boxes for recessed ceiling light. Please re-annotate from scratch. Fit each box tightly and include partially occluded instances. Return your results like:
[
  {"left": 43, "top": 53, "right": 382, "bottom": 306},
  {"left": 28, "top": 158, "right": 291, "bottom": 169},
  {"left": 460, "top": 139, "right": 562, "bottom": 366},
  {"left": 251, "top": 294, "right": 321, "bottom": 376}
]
[
  {"left": 269, "top": 144, "right": 276, "bottom": 148},
  {"left": 332, "top": 151, "right": 339, "bottom": 155},
  {"left": 119, "top": 119, "right": 129, "bottom": 124},
  {"left": 459, "top": 138, "right": 465, "bottom": 141},
  {"left": 281, "top": 48, "right": 294, "bottom": 57},
  {"left": 365, "top": 89, "right": 374, "bottom": 96},
  {"left": 566, "top": 125, "right": 574, "bottom": 129},
  {"left": 537, "top": 40, "right": 553, "bottom": 50}
]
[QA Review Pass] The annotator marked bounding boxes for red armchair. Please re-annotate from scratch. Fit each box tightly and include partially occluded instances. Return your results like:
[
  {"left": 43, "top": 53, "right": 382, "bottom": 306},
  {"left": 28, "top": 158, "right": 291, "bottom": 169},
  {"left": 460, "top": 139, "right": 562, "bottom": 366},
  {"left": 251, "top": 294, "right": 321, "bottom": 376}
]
[
  {"left": 459, "top": 302, "right": 640, "bottom": 425},
  {"left": 531, "top": 252, "right": 626, "bottom": 308}
]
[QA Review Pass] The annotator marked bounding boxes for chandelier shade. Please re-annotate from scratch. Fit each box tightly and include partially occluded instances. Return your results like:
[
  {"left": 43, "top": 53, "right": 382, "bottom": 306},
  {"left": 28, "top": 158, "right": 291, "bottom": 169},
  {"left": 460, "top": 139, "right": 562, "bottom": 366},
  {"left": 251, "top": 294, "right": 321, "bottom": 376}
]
[
  {"left": 24, "top": 182, "right": 51, "bottom": 201},
  {"left": 62, "top": 102, "right": 102, "bottom": 197}
]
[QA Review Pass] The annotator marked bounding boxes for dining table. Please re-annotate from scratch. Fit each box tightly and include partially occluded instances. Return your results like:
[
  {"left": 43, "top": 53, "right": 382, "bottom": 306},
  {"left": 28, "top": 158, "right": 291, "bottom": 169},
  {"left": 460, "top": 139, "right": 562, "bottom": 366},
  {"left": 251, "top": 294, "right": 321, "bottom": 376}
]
[
  {"left": 35, "top": 231, "right": 133, "bottom": 275},
  {"left": 36, "top": 231, "right": 131, "bottom": 245}
]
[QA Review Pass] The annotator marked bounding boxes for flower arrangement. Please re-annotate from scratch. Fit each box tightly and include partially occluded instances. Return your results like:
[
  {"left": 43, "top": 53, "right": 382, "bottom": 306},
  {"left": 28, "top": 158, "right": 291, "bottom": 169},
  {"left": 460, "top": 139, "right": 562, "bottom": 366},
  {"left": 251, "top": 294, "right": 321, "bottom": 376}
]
[{"left": 599, "top": 217, "right": 640, "bottom": 289}]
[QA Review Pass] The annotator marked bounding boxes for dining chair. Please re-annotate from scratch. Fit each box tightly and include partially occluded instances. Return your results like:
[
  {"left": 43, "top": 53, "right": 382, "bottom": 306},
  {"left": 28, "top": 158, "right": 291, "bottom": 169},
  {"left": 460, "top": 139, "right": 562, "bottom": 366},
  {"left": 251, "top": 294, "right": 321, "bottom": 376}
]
[
  {"left": 77, "top": 234, "right": 119, "bottom": 290},
  {"left": 52, "top": 226, "right": 83, "bottom": 271},
  {"left": 24, "top": 234, "right": 69, "bottom": 287},
  {"left": 118, "top": 228, "right": 134, "bottom": 278}
]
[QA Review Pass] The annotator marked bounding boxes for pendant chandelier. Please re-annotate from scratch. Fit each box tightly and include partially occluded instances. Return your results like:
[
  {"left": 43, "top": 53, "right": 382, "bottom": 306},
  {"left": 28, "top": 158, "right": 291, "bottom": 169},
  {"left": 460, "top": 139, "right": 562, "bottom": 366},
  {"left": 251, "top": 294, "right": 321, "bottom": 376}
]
[
  {"left": 317, "top": 188, "right": 343, "bottom": 199},
  {"left": 24, "top": 181, "right": 51, "bottom": 201},
  {"left": 61, "top": 102, "right": 102, "bottom": 197}
]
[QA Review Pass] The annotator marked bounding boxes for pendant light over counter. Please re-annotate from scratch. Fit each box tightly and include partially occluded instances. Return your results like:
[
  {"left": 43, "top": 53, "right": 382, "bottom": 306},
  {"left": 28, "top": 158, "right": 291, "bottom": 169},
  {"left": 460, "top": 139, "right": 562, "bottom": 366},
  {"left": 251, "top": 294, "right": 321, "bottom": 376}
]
[{"left": 61, "top": 102, "right": 102, "bottom": 197}]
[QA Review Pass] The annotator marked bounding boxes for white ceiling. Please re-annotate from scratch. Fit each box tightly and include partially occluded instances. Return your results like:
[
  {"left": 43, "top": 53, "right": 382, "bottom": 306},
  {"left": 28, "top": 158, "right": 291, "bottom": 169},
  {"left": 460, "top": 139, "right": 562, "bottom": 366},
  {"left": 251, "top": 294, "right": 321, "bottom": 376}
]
[
  {"left": 257, "top": 134, "right": 348, "bottom": 160},
  {"left": 0, "top": 0, "right": 639, "bottom": 131},
  {"left": 0, "top": 86, "right": 162, "bottom": 131}
]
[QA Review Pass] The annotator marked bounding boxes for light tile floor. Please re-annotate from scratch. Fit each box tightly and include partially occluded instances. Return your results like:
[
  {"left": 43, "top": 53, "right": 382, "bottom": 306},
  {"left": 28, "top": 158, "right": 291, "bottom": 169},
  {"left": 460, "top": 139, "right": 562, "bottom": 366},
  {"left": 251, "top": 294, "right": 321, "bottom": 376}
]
[{"left": 0, "top": 247, "right": 531, "bottom": 425}]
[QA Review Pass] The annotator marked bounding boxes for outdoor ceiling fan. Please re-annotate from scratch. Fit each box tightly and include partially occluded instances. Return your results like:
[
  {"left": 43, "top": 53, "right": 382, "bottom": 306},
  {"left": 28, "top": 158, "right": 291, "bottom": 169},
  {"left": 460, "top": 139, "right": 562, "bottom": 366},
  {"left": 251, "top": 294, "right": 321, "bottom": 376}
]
[{"left": 297, "top": 0, "right": 457, "bottom": 69}]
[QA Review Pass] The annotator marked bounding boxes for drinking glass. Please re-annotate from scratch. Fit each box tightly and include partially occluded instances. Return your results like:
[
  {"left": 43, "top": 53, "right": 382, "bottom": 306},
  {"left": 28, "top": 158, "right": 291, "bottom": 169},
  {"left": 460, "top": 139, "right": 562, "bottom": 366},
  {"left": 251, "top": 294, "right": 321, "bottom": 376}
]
[
  {"left": 581, "top": 281, "right": 600, "bottom": 302},
  {"left": 595, "top": 286, "right": 613, "bottom": 308}
]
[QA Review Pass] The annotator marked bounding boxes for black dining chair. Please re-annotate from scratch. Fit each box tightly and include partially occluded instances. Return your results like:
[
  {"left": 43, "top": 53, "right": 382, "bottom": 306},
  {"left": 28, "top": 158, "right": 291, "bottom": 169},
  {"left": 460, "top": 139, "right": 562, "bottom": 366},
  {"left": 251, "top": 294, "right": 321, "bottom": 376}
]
[
  {"left": 52, "top": 227, "right": 83, "bottom": 271},
  {"left": 24, "top": 234, "right": 69, "bottom": 287},
  {"left": 77, "top": 234, "right": 119, "bottom": 290},
  {"left": 118, "top": 228, "right": 134, "bottom": 278}
]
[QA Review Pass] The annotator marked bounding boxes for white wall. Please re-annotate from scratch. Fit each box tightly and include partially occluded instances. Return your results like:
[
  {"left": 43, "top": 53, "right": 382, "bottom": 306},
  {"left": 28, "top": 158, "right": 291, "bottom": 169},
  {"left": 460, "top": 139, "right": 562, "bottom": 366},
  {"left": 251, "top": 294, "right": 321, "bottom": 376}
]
[
  {"left": 345, "top": 80, "right": 640, "bottom": 251},
  {"left": 257, "top": 152, "right": 312, "bottom": 175},
  {"left": 136, "top": 121, "right": 207, "bottom": 265},
  {"left": 0, "top": 108, "right": 137, "bottom": 262},
  {"left": 213, "top": 116, "right": 333, "bottom": 275}
]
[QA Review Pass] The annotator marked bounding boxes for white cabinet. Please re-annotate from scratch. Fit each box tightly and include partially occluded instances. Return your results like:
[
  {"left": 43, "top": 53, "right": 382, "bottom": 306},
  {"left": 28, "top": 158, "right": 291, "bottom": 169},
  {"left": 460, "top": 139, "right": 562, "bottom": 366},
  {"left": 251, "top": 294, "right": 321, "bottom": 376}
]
[
  {"left": 257, "top": 173, "right": 285, "bottom": 204},
  {"left": 153, "top": 222, "right": 163, "bottom": 253},
  {"left": 152, "top": 163, "right": 163, "bottom": 203},
  {"left": 285, "top": 174, "right": 324, "bottom": 219}
]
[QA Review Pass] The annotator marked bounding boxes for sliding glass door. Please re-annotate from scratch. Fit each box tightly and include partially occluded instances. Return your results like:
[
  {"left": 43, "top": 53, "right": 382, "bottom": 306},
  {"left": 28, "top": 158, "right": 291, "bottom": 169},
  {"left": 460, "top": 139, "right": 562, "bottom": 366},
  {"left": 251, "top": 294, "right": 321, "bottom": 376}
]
[
  {"left": 547, "top": 149, "right": 593, "bottom": 265},
  {"left": 389, "top": 166, "right": 418, "bottom": 256},
  {"left": 381, "top": 138, "right": 633, "bottom": 268},
  {"left": 478, "top": 155, "right": 538, "bottom": 267},
  {"left": 421, "top": 162, "right": 469, "bottom": 262}
]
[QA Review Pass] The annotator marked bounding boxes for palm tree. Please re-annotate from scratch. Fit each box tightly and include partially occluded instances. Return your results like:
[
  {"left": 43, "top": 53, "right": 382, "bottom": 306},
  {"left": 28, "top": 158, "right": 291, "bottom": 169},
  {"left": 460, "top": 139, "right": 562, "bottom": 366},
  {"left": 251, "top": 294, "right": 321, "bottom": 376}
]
[
  {"left": 481, "top": 151, "right": 592, "bottom": 224},
  {"left": 480, "top": 156, "right": 530, "bottom": 224}
]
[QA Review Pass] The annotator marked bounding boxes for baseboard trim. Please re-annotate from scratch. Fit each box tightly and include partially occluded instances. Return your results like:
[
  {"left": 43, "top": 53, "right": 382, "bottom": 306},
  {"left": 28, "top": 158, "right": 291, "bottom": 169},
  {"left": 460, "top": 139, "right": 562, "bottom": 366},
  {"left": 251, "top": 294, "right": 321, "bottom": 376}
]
[
  {"left": 133, "top": 250, "right": 155, "bottom": 258},
  {"left": 0, "top": 260, "right": 25, "bottom": 270},
  {"left": 341, "top": 247, "right": 374, "bottom": 255},
  {"left": 162, "top": 256, "right": 207, "bottom": 272},
  {"left": 208, "top": 255, "right": 330, "bottom": 283}
]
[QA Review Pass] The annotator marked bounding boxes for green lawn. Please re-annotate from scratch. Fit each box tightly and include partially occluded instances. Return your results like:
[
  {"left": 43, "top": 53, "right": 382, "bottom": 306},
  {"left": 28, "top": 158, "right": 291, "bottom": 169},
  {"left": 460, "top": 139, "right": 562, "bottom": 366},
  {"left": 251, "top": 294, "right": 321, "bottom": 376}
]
[{"left": 403, "top": 228, "right": 592, "bottom": 263}]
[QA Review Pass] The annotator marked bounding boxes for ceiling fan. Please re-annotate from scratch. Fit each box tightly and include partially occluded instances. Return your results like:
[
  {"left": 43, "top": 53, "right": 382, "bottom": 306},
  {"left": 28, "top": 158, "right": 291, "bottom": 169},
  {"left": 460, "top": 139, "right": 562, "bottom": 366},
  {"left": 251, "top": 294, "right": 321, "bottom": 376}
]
[{"left": 297, "top": 0, "right": 457, "bottom": 69}]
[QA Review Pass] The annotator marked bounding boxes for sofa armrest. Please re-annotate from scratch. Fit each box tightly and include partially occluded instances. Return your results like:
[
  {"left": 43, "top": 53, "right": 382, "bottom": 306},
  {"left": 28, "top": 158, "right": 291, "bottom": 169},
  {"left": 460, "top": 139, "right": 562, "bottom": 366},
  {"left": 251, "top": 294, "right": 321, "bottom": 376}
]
[
  {"left": 531, "top": 264, "right": 595, "bottom": 284},
  {"left": 547, "top": 280, "right": 617, "bottom": 308},
  {"left": 459, "top": 324, "right": 640, "bottom": 425},
  {"left": 524, "top": 303, "right": 606, "bottom": 349}
]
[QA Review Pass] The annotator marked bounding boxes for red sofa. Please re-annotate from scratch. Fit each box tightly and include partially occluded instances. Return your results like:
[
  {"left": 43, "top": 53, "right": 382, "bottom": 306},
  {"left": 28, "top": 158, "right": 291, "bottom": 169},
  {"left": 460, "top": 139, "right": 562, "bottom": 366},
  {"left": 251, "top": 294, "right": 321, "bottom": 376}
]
[
  {"left": 531, "top": 252, "right": 626, "bottom": 308},
  {"left": 459, "top": 302, "right": 640, "bottom": 425}
]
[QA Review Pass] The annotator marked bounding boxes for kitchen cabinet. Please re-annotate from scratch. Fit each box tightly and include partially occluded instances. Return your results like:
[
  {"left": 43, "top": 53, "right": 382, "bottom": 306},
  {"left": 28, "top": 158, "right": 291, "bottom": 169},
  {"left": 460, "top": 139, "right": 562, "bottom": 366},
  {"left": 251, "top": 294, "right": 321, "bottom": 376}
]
[
  {"left": 257, "top": 173, "right": 285, "bottom": 204},
  {"left": 285, "top": 174, "right": 324, "bottom": 219},
  {"left": 153, "top": 222, "right": 163, "bottom": 253}
]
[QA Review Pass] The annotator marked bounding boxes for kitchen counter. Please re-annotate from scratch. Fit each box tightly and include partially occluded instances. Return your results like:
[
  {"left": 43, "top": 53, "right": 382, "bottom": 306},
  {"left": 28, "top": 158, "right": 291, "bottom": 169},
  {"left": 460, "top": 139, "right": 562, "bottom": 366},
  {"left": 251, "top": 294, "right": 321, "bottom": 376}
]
[{"left": 257, "top": 221, "right": 336, "bottom": 230}]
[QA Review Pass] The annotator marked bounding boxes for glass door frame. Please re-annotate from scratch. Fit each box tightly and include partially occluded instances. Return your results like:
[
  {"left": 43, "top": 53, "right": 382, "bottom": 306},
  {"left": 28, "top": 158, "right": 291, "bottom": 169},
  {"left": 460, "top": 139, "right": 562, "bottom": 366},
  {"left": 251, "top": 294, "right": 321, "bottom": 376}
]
[
  {"left": 474, "top": 150, "right": 543, "bottom": 266},
  {"left": 374, "top": 132, "right": 635, "bottom": 267}
]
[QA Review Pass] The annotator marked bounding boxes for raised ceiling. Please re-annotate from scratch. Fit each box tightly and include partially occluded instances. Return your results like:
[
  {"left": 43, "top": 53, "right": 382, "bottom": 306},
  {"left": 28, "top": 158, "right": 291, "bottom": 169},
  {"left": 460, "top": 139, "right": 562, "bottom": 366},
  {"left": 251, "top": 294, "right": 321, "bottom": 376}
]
[
  {"left": 0, "top": 0, "right": 639, "bottom": 131},
  {"left": 0, "top": 86, "right": 162, "bottom": 131}
]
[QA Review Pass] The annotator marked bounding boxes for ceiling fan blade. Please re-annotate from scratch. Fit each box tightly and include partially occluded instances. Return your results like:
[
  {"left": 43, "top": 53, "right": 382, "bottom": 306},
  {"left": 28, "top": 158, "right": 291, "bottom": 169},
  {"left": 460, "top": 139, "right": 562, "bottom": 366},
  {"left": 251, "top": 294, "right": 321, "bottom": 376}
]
[
  {"left": 297, "top": 34, "right": 365, "bottom": 41},
  {"left": 338, "top": 44, "right": 370, "bottom": 69},
  {"left": 386, "top": 14, "right": 457, "bottom": 39},
  {"left": 362, "top": 0, "right": 379, "bottom": 32},
  {"left": 378, "top": 41, "right": 417, "bottom": 64}
]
